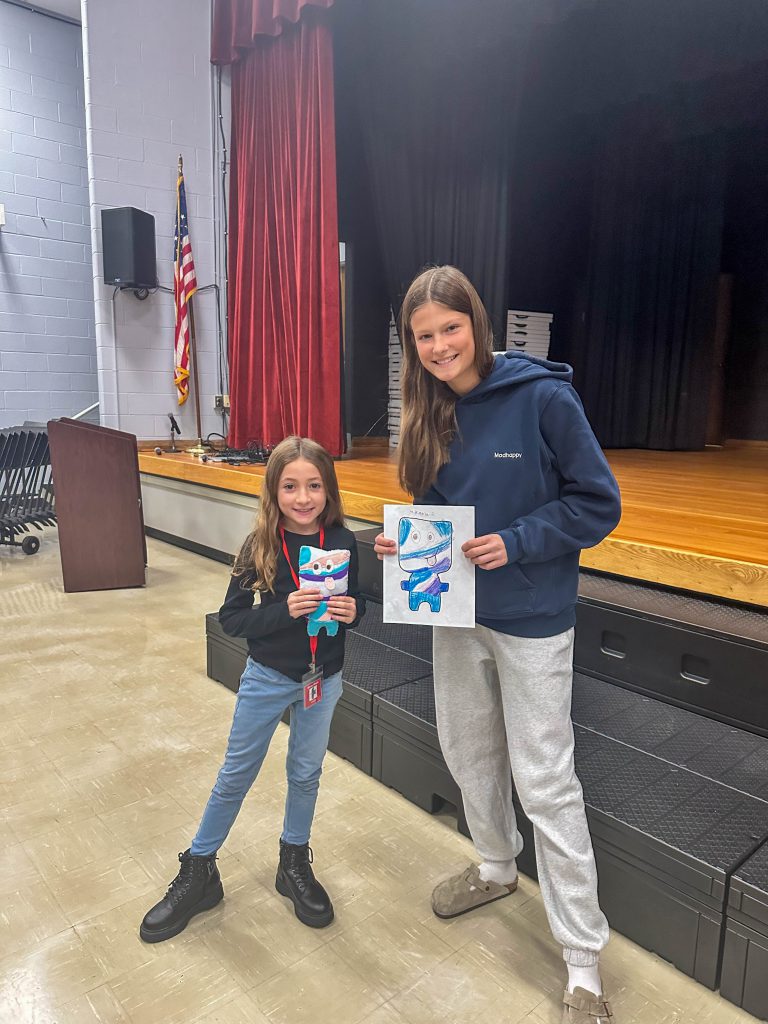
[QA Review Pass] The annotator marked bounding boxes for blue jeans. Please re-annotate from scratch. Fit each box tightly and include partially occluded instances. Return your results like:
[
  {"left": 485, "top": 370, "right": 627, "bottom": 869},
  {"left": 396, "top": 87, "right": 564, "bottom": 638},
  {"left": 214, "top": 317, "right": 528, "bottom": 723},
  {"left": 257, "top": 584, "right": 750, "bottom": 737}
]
[{"left": 190, "top": 658, "right": 342, "bottom": 855}]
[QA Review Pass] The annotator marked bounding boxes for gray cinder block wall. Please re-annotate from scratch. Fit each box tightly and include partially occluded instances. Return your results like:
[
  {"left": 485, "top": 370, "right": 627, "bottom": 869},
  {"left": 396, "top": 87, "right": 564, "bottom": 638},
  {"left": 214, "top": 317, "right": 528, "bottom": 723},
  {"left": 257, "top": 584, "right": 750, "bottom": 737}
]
[
  {"left": 82, "top": 0, "right": 221, "bottom": 441},
  {"left": 1, "top": 0, "right": 224, "bottom": 440},
  {"left": 0, "top": 2, "right": 97, "bottom": 428}
]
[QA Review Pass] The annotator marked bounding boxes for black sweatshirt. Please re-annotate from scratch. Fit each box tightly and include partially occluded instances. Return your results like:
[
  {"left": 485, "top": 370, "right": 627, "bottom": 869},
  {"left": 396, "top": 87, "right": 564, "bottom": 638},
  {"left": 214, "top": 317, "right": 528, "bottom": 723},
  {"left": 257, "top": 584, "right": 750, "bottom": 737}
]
[{"left": 218, "top": 525, "right": 366, "bottom": 682}]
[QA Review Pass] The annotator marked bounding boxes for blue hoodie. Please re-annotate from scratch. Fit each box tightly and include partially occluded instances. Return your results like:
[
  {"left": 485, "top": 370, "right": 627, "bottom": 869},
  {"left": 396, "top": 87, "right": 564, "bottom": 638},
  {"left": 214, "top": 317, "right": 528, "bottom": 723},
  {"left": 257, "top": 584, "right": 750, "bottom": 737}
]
[{"left": 419, "top": 352, "right": 621, "bottom": 637}]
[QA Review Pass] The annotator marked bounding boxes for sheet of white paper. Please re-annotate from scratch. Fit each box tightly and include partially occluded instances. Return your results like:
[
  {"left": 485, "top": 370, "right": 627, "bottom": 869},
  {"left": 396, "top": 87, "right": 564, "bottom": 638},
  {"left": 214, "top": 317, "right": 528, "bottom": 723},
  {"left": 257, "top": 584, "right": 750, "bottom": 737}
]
[{"left": 382, "top": 504, "right": 475, "bottom": 628}]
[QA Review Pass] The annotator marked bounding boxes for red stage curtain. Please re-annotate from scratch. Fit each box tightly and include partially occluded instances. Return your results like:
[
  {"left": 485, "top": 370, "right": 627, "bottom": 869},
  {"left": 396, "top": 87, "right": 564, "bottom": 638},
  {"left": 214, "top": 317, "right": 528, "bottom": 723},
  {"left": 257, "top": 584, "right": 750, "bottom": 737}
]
[
  {"left": 212, "top": 0, "right": 334, "bottom": 61},
  {"left": 214, "top": 2, "right": 343, "bottom": 455}
]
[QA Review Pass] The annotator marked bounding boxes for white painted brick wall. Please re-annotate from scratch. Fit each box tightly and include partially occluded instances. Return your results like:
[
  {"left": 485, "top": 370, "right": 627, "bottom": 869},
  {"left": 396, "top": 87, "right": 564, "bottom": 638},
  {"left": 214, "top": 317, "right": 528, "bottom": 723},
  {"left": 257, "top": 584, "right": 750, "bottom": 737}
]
[
  {"left": 82, "top": 0, "right": 221, "bottom": 441},
  {"left": 0, "top": 3, "right": 97, "bottom": 428}
]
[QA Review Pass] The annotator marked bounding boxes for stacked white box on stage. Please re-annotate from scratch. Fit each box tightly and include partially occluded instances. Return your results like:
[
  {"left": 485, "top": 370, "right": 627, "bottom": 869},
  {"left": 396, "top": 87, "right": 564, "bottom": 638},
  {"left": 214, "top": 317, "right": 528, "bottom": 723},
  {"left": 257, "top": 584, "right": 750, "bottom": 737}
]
[
  {"left": 388, "top": 310, "right": 401, "bottom": 448},
  {"left": 506, "top": 309, "right": 553, "bottom": 359}
]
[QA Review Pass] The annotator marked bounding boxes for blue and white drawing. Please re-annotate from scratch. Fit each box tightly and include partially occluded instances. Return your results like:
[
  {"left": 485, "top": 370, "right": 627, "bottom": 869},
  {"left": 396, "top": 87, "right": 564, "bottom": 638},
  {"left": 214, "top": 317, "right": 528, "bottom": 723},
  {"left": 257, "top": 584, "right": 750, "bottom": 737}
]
[
  {"left": 398, "top": 517, "right": 452, "bottom": 613},
  {"left": 299, "top": 545, "right": 351, "bottom": 638}
]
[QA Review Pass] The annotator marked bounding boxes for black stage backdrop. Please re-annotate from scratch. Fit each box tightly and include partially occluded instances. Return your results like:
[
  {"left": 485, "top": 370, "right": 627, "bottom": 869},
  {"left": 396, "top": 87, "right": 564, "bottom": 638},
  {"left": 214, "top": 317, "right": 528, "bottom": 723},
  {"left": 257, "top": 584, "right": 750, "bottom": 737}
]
[
  {"left": 333, "top": 0, "right": 768, "bottom": 445},
  {"left": 572, "top": 124, "right": 728, "bottom": 449},
  {"left": 722, "top": 123, "right": 768, "bottom": 440},
  {"left": 333, "top": 0, "right": 533, "bottom": 344},
  {"left": 516, "top": 0, "right": 768, "bottom": 446},
  {"left": 332, "top": 1, "right": 598, "bottom": 337}
]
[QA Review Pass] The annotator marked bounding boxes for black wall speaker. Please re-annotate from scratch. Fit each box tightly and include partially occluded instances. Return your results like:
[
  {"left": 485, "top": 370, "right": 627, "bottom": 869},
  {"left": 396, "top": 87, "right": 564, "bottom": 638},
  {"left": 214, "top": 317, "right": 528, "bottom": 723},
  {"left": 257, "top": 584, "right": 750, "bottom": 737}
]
[{"left": 101, "top": 207, "right": 158, "bottom": 289}]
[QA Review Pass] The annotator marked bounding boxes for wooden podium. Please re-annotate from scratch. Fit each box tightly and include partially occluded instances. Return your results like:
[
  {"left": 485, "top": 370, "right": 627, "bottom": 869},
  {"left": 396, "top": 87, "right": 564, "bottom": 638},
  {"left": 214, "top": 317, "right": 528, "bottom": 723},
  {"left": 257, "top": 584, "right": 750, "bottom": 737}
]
[{"left": 48, "top": 418, "right": 146, "bottom": 592}]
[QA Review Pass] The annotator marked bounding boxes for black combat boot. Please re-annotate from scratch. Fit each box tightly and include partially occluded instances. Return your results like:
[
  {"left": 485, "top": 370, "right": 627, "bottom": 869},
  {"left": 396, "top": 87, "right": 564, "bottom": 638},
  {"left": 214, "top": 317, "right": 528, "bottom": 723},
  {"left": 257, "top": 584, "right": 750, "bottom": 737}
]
[
  {"left": 275, "top": 839, "right": 334, "bottom": 928},
  {"left": 140, "top": 849, "right": 223, "bottom": 943}
]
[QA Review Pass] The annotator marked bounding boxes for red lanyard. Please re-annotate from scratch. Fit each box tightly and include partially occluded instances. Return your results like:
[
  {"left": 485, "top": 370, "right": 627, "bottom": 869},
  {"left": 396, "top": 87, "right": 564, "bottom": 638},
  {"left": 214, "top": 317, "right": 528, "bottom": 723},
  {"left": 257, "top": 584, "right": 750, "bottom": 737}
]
[{"left": 280, "top": 525, "right": 325, "bottom": 669}]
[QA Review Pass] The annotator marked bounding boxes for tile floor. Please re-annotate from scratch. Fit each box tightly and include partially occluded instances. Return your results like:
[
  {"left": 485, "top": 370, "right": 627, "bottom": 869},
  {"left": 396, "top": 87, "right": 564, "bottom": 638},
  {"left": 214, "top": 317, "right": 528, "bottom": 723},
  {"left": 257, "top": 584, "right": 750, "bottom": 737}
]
[{"left": 0, "top": 531, "right": 757, "bottom": 1023}]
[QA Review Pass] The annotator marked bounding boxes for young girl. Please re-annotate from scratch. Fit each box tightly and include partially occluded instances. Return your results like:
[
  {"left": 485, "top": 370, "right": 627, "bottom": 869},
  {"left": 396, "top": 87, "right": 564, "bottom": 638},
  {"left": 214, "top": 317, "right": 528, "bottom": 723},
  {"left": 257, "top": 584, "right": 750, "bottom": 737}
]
[
  {"left": 140, "top": 436, "right": 365, "bottom": 942},
  {"left": 375, "top": 266, "right": 621, "bottom": 1023}
]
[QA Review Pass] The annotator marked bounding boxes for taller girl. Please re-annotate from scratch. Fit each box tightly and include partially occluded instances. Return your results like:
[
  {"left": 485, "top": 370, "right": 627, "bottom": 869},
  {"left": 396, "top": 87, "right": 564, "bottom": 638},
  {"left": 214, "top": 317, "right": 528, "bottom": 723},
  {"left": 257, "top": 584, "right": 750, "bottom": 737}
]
[{"left": 375, "top": 266, "right": 621, "bottom": 1023}]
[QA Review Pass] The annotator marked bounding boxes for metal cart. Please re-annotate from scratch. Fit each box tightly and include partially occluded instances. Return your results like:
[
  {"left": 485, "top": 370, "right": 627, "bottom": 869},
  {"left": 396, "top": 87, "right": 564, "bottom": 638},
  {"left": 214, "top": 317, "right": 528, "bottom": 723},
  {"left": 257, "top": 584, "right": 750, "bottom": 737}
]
[{"left": 0, "top": 426, "right": 56, "bottom": 555}]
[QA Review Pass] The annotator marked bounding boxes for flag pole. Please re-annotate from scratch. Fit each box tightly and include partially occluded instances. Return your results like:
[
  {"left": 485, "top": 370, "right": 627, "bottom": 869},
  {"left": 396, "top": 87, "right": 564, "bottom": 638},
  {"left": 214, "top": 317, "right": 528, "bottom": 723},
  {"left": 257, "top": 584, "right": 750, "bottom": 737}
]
[
  {"left": 186, "top": 298, "right": 208, "bottom": 453},
  {"left": 178, "top": 153, "right": 210, "bottom": 455}
]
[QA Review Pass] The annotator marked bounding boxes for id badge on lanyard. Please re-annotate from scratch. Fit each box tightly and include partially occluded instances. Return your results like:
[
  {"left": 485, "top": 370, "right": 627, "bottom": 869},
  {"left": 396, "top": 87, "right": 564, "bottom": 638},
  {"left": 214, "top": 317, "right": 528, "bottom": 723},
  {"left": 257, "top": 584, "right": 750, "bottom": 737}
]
[
  {"left": 301, "top": 665, "right": 323, "bottom": 709},
  {"left": 281, "top": 525, "right": 325, "bottom": 708}
]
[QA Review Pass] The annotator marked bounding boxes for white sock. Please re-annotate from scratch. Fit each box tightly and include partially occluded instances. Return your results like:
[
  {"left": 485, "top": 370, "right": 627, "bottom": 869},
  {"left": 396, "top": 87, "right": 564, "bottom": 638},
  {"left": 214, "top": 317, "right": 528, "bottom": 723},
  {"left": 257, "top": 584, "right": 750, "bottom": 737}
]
[
  {"left": 478, "top": 859, "right": 517, "bottom": 886},
  {"left": 567, "top": 963, "right": 602, "bottom": 998}
]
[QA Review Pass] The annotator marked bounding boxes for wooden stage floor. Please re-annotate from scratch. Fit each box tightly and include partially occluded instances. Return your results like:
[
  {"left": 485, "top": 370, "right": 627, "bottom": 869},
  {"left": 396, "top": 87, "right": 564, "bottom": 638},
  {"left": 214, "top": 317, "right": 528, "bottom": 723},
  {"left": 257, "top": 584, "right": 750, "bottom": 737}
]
[{"left": 138, "top": 440, "right": 768, "bottom": 607}]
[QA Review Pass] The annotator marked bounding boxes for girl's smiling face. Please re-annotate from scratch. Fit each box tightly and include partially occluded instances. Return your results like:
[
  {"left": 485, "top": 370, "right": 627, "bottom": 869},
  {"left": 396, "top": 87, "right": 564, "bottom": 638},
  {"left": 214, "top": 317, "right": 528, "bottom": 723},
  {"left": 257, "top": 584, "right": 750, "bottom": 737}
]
[
  {"left": 277, "top": 458, "right": 327, "bottom": 534},
  {"left": 410, "top": 301, "right": 481, "bottom": 396}
]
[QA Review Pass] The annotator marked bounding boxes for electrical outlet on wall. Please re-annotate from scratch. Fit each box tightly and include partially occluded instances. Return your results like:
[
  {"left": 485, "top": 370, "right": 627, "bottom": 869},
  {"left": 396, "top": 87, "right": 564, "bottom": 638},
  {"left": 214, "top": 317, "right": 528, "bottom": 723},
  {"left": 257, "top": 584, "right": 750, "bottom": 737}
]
[{"left": 214, "top": 394, "right": 230, "bottom": 409}]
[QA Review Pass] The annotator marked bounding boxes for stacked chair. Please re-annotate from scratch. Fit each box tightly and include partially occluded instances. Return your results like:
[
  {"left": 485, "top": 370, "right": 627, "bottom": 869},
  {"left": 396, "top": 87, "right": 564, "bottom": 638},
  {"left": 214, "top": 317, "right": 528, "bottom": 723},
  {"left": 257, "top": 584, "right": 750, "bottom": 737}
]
[{"left": 0, "top": 425, "right": 56, "bottom": 555}]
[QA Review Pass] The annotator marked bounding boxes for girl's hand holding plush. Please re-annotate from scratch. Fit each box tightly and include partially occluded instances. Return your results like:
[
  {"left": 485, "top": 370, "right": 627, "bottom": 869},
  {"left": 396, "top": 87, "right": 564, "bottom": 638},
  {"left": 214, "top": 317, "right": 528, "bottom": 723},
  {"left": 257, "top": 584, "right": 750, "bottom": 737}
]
[
  {"left": 374, "top": 533, "right": 396, "bottom": 560},
  {"left": 287, "top": 588, "right": 322, "bottom": 619},
  {"left": 462, "top": 534, "right": 509, "bottom": 571},
  {"left": 326, "top": 595, "right": 358, "bottom": 624}
]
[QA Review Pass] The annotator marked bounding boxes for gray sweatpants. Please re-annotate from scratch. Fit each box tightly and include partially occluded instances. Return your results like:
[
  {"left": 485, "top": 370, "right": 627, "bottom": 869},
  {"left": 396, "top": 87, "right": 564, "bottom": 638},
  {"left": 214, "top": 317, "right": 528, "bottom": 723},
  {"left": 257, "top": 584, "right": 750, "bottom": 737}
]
[{"left": 433, "top": 623, "right": 609, "bottom": 967}]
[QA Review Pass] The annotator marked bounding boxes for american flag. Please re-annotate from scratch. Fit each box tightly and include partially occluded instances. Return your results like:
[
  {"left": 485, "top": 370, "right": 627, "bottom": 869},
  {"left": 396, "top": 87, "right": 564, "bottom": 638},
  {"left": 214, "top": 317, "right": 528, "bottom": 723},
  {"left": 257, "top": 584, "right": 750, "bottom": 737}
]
[{"left": 173, "top": 168, "right": 197, "bottom": 405}]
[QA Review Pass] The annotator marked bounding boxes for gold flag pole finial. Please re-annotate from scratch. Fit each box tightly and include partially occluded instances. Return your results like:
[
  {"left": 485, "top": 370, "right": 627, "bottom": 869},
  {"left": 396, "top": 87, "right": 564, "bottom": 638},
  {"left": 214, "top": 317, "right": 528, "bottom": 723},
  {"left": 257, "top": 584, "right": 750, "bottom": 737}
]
[{"left": 178, "top": 154, "right": 183, "bottom": 175}]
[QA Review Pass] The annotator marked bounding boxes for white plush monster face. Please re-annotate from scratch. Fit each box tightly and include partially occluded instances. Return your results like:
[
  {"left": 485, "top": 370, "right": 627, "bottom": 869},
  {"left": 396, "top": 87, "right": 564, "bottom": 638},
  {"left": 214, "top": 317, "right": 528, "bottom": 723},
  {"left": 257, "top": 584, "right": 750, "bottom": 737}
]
[
  {"left": 298, "top": 546, "right": 350, "bottom": 599},
  {"left": 397, "top": 517, "right": 452, "bottom": 573}
]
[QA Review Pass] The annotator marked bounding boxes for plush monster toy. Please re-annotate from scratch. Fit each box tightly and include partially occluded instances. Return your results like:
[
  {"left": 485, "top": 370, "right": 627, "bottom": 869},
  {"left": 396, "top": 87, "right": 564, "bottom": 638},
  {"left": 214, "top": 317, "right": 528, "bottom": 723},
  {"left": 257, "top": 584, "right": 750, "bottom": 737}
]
[{"left": 298, "top": 546, "right": 351, "bottom": 637}]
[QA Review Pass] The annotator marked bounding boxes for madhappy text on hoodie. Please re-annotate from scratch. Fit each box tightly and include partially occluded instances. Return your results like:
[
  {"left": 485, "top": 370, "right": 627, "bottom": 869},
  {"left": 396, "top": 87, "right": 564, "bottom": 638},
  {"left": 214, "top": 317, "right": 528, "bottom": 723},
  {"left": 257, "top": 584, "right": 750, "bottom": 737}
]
[{"left": 417, "top": 353, "right": 621, "bottom": 637}]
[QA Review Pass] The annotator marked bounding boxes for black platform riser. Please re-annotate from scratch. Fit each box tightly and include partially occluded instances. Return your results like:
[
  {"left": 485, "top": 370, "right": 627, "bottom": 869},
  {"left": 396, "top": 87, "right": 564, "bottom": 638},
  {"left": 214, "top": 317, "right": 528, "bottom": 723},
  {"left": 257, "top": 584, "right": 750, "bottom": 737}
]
[
  {"left": 575, "top": 603, "right": 768, "bottom": 736},
  {"left": 719, "top": 841, "right": 768, "bottom": 1017},
  {"left": 328, "top": 705, "right": 373, "bottom": 775},
  {"left": 721, "top": 918, "right": 768, "bottom": 1019},
  {"left": 372, "top": 676, "right": 768, "bottom": 992},
  {"left": 373, "top": 723, "right": 461, "bottom": 818},
  {"left": 206, "top": 639, "right": 245, "bottom": 694},
  {"left": 599, "top": 844, "right": 722, "bottom": 987}
]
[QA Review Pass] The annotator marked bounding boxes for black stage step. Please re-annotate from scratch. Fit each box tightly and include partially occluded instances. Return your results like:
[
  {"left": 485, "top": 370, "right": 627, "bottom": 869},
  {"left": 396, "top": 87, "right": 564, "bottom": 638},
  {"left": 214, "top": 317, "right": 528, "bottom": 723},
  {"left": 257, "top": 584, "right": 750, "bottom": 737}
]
[
  {"left": 333, "top": 631, "right": 431, "bottom": 773},
  {"left": 373, "top": 672, "right": 768, "bottom": 990},
  {"left": 371, "top": 674, "right": 468, "bottom": 834},
  {"left": 575, "top": 574, "right": 768, "bottom": 735},
  {"left": 578, "top": 574, "right": 768, "bottom": 646},
  {"left": 571, "top": 673, "right": 768, "bottom": 799},
  {"left": 721, "top": 841, "right": 768, "bottom": 1019},
  {"left": 350, "top": 599, "right": 433, "bottom": 663},
  {"left": 206, "top": 612, "right": 246, "bottom": 694},
  {"left": 567, "top": 725, "right": 768, "bottom": 988}
]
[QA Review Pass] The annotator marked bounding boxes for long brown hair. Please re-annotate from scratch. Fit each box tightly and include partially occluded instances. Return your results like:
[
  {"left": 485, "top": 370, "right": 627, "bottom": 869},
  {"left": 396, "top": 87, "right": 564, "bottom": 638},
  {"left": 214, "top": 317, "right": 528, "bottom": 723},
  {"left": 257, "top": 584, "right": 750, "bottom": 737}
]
[
  {"left": 398, "top": 265, "right": 495, "bottom": 497},
  {"left": 233, "top": 436, "right": 345, "bottom": 592}
]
